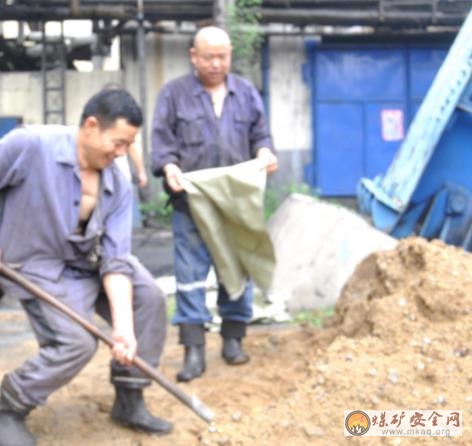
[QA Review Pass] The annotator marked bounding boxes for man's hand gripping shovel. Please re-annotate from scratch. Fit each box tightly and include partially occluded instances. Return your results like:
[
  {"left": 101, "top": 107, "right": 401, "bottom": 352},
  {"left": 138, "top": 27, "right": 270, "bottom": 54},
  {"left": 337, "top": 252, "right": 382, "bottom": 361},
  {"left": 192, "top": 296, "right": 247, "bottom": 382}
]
[{"left": 0, "top": 260, "right": 215, "bottom": 424}]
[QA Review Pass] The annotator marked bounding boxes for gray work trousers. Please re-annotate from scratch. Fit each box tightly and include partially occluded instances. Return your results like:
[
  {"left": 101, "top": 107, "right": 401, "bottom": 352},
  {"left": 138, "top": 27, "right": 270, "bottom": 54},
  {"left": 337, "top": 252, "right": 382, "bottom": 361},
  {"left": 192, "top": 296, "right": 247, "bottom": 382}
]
[{"left": 5, "top": 256, "right": 167, "bottom": 408}]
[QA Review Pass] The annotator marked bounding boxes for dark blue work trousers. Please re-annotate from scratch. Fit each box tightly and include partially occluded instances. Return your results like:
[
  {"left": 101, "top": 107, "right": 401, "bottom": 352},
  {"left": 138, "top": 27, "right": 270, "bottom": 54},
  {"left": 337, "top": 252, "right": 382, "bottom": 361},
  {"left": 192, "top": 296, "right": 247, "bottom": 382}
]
[{"left": 171, "top": 209, "right": 253, "bottom": 325}]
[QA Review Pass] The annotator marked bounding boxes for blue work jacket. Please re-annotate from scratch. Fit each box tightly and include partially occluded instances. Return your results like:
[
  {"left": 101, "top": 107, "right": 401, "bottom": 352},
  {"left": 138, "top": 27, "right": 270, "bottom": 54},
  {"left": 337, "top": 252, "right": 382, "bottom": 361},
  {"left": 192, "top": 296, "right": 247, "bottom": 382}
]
[
  {"left": 151, "top": 72, "right": 274, "bottom": 210},
  {"left": 0, "top": 125, "right": 134, "bottom": 298}
]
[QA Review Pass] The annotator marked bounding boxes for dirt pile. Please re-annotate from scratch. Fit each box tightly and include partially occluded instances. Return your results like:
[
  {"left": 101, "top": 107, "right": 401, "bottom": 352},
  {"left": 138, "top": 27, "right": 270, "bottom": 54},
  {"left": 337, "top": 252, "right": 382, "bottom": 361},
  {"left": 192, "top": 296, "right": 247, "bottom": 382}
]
[
  {"left": 197, "top": 237, "right": 472, "bottom": 445},
  {"left": 1, "top": 236, "right": 472, "bottom": 445}
]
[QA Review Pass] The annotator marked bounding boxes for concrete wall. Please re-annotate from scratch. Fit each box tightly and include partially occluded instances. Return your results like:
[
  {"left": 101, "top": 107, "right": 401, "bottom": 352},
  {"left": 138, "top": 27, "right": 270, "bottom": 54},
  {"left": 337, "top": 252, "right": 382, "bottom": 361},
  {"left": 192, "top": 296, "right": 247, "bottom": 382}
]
[
  {"left": 1, "top": 70, "right": 122, "bottom": 126},
  {"left": 268, "top": 35, "right": 311, "bottom": 188},
  {"left": 66, "top": 71, "right": 124, "bottom": 125},
  {"left": 0, "top": 72, "right": 43, "bottom": 124}
]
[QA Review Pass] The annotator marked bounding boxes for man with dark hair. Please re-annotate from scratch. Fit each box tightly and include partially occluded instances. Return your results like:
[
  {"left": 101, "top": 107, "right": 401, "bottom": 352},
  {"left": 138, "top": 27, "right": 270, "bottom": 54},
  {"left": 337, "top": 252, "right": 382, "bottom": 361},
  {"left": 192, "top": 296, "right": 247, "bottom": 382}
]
[
  {"left": 79, "top": 88, "right": 144, "bottom": 128},
  {"left": 151, "top": 26, "right": 278, "bottom": 383},
  {"left": 0, "top": 88, "right": 172, "bottom": 446}
]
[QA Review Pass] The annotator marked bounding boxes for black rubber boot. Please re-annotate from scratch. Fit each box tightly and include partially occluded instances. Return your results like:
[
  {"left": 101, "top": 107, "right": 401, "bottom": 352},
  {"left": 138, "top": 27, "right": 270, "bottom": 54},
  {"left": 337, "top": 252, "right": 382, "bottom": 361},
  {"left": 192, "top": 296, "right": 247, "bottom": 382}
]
[
  {"left": 221, "top": 320, "right": 250, "bottom": 365},
  {"left": 176, "top": 345, "right": 206, "bottom": 382},
  {"left": 176, "top": 324, "right": 206, "bottom": 383},
  {"left": 0, "top": 377, "right": 36, "bottom": 446},
  {"left": 111, "top": 387, "right": 172, "bottom": 435}
]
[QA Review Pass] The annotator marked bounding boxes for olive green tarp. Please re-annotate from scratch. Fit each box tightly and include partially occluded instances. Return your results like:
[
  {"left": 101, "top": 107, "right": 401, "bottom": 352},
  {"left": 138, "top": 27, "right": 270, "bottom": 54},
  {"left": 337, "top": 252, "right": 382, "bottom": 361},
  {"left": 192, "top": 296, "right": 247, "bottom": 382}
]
[{"left": 182, "top": 159, "right": 276, "bottom": 300}]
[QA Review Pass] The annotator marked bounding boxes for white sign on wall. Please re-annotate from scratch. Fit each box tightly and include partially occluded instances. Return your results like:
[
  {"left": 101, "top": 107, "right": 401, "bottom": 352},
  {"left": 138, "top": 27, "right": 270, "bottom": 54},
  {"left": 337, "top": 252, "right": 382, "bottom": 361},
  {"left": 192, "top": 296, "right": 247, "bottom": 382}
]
[{"left": 381, "top": 109, "right": 404, "bottom": 141}]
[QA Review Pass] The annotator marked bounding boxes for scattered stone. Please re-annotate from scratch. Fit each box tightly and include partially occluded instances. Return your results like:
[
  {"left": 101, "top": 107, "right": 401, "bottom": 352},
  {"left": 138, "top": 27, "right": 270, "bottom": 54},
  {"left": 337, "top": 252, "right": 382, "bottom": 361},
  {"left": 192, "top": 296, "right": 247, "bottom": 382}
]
[
  {"left": 388, "top": 370, "right": 399, "bottom": 384},
  {"left": 231, "top": 412, "right": 242, "bottom": 422},
  {"left": 280, "top": 420, "right": 292, "bottom": 429},
  {"left": 302, "top": 423, "right": 325, "bottom": 437},
  {"left": 453, "top": 347, "right": 469, "bottom": 357},
  {"left": 368, "top": 368, "right": 377, "bottom": 377},
  {"left": 416, "top": 361, "right": 425, "bottom": 371}
]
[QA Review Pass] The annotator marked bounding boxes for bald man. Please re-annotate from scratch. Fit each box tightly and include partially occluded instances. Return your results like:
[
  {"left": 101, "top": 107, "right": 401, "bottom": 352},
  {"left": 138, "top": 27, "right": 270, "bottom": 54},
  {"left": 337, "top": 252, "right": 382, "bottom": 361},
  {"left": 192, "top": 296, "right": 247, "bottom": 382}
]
[{"left": 151, "top": 26, "right": 278, "bottom": 383}]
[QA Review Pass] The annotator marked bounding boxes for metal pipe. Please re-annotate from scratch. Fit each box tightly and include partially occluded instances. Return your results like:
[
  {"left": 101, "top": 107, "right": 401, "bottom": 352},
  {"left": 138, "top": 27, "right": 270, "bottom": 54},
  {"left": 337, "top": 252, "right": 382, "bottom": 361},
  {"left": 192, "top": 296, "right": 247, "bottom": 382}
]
[
  {"left": 258, "top": 8, "right": 469, "bottom": 26},
  {"left": 41, "top": 21, "right": 47, "bottom": 124},
  {"left": 1, "top": 1, "right": 469, "bottom": 26},
  {"left": 0, "top": 5, "right": 132, "bottom": 20},
  {"left": 18, "top": 0, "right": 211, "bottom": 4},
  {"left": 136, "top": 0, "right": 153, "bottom": 204}
]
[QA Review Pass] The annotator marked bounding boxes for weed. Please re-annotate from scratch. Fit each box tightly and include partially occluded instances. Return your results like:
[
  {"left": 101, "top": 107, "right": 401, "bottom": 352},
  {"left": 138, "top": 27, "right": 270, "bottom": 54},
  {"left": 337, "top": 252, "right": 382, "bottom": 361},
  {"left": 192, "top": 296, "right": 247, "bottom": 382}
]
[
  {"left": 292, "top": 306, "right": 335, "bottom": 328},
  {"left": 140, "top": 192, "right": 173, "bottom": 228}
]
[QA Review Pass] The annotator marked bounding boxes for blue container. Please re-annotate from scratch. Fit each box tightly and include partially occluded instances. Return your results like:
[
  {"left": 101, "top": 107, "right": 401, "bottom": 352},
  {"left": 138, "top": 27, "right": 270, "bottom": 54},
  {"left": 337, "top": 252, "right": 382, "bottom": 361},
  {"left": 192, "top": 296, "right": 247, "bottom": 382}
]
[
  {"left": 355, "top": 10, "right": 472, "bottom": 248},
  {"left": 304, "top": 42, "right": 448, "bottom": 197}
]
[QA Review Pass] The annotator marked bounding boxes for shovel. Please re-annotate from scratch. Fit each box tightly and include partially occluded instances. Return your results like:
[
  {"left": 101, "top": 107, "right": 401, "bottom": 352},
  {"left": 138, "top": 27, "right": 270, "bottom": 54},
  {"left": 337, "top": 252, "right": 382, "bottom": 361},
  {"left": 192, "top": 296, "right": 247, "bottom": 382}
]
[{"left": 0, "top": 261, "right": 214, "bottom": 424}]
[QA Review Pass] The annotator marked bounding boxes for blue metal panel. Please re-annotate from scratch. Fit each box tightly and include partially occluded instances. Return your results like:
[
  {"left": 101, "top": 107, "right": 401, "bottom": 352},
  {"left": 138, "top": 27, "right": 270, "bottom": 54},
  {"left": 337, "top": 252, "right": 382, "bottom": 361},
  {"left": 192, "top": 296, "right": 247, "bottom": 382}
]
[
  {"left": 411, "top": 109, "right": 472, "bottom": 204},
  {"left": 0, "top": 117, "right": 22, "bottom": 138},
  {"left": 316, "top": 103, "right": 363, "bottom": 195},
  {"left": 306, "top": 40, "right": 456, "bottom": 199},
  {"left": 409, "top": 48, "right": 448, "bottom": 100},
  {"left": 418, "top": 187, "right": 448, "bottom": 239},
  {"left": 312, "top": 47, "right": 406, "bottom": 196},
  {"left": 362, "top": 10, "right": 472, "bottom": 212},
  {"left": 355, "top": 7, "right": 472, "bottom": 248},
  {"left": 315, "top": 49, "right": 406, "bottom": 101},
  {"left": 408, "top": 48, "right": 447, "bottom": 126},
  {"left": 439, "top": 184, "right": 472, "bottom": 246}
]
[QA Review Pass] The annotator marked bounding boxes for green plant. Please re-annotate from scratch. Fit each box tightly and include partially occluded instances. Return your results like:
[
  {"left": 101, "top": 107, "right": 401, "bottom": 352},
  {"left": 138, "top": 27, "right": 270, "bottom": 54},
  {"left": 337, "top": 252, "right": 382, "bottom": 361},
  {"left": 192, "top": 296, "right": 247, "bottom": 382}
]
[
  {"left": 292, "top": 306, "right": 335, "bottom": 328},
  {"left": 227, "top": 0, "right": 263, "bottom": 77},
  {"left": 166, "top": 294, "right": 176, "bottom": 319},
  {"left": 139, "top": 192, "right": 173, "bottom": 227},
  {"left": 263, "top": 186, "right": 279, "bottom": 221}
]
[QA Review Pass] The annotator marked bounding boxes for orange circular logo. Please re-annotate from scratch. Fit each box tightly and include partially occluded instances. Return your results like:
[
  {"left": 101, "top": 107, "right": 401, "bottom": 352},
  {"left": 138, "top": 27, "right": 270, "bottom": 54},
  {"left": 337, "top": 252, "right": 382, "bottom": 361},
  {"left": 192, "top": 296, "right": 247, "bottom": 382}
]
[{"left": 345, "top": 410, "right": 371, "bottom": 436}]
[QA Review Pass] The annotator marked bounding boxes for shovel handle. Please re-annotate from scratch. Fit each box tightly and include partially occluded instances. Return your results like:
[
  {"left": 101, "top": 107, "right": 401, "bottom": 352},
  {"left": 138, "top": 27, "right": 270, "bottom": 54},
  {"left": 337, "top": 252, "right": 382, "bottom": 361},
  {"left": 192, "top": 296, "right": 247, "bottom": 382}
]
[{"left": 0, "top": 262, "right": 214, "bottom": 423}]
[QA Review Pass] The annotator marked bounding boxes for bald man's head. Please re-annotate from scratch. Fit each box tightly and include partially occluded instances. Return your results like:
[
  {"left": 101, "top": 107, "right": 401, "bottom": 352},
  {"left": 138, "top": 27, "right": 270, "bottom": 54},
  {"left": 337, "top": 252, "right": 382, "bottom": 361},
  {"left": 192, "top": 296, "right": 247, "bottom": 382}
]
[
  {"left": 190, "top": 26, "right": 232, "bottom": 89},
  {"left": 193, "top": 26, "right": 232, "bottom": 50}
]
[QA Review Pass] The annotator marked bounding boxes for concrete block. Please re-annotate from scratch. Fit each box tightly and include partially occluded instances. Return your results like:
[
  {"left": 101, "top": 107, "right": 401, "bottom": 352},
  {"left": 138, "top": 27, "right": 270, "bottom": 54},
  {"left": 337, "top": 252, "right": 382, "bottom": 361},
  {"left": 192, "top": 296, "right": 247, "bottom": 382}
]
[{"left": 266, "top": 193, "right": 398, "bottom": 312}]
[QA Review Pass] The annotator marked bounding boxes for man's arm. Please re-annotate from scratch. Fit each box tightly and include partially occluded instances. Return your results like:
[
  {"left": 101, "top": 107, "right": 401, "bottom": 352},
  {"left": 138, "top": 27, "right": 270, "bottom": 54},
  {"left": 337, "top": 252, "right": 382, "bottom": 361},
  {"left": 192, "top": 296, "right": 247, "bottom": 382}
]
[
  {"left": 151, "top": 86, "right": 181, "bottom": 178},
  {"left": 128, "top": 138, "right": 148, "bottom": 188},
  {"left": 0, "top": 127, "right": 35, "bottom": 188},
  {"left": 97, "top": 168, "right": 138, "bottom": 365},
  {"left": 103, "top": 273, "right": 136, "bottom": 366},
  {"left": 247, "top": 85, "right": 278, "bottom": 175}
]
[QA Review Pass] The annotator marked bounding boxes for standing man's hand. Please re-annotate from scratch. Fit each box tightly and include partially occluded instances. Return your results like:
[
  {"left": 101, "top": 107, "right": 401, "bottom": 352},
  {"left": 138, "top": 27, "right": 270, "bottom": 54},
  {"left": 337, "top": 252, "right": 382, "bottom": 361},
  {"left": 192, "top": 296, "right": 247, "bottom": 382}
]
[
  {"left": 164, "top": 163, "right": 184, "bottom": 192},
  {"left": 256, "top": 147, "right": 278, "bottom": 175}
]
